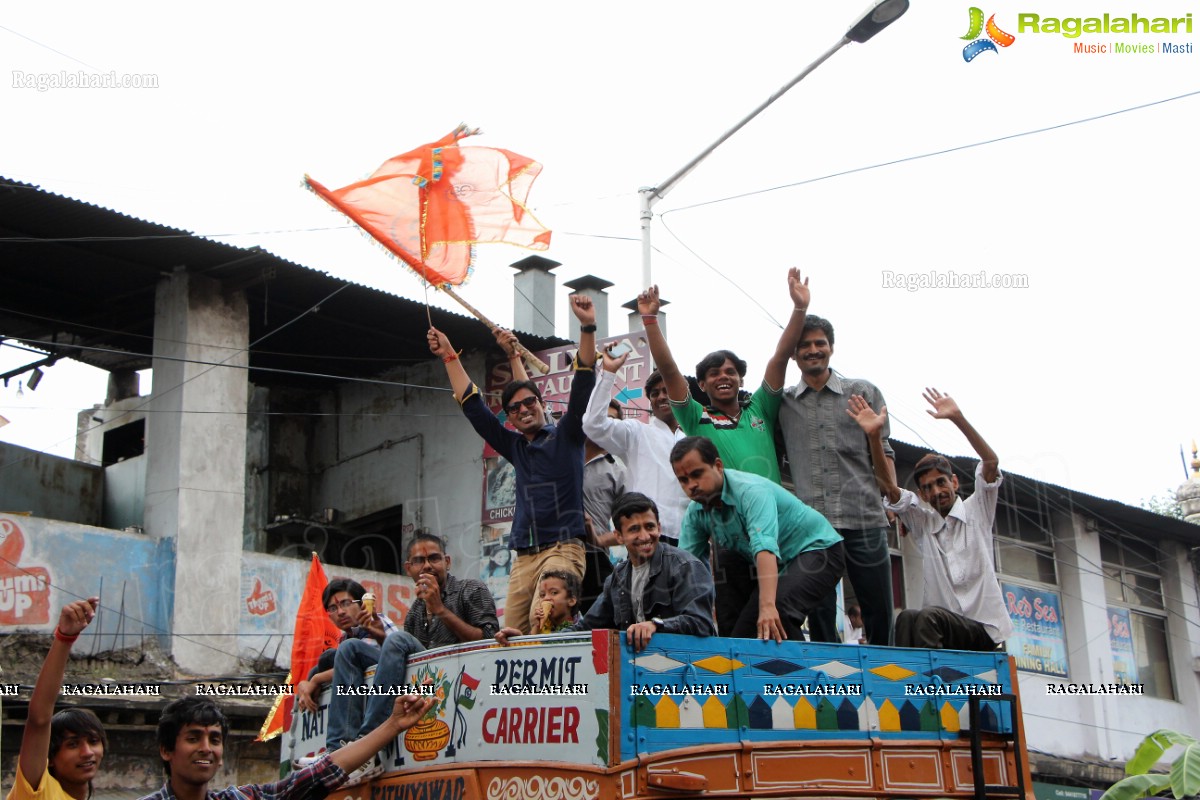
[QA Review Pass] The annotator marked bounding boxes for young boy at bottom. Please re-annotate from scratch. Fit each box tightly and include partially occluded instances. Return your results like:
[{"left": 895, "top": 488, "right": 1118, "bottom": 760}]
[
  {"left": 139, "top": 693, "right": 434, "bottom": 800},
  {"left": 10, "top": 598, "right": 107, "bottom": 800}
]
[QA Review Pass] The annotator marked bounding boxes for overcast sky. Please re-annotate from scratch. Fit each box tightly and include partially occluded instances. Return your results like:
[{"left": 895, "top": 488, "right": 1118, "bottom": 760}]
[{"left": 2, "top": 1, "right": 1197, "bottom": 508}]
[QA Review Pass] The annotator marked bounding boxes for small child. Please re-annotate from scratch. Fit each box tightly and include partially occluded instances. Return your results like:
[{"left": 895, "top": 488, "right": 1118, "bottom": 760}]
[
  {"left": 534, "top": 570, "right": 582, "bottom": 632},
  {"left": 496, "top": 570, "right": 581, "bottom": 643}
]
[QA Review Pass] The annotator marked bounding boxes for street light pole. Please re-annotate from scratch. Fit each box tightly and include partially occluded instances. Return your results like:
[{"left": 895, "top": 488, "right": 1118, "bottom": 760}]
[{"left": 639, "top": 0, "right": 909, "bottom": 289}]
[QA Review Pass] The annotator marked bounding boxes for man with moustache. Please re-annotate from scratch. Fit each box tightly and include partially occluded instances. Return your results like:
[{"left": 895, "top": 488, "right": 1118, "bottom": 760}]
[
  {"left": 779, "top": 314, "right": 896, "bottom": 645},
  {"left": 847, "top": 388, "right": 1012, "bottom": 651},
  {"left": 672, "top": 436, "right": 844, "bottom": 643},
  {"left": 319, "top": 534, "right": 497, "bottom": 776},
  {"left": 497, "top": 492, "right": 716, "bottom": 652}
]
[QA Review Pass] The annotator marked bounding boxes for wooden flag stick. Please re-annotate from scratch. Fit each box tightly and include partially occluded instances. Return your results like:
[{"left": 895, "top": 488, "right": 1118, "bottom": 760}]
[{"left": 438, "top": 285, "right": 550, "bottom": 375}]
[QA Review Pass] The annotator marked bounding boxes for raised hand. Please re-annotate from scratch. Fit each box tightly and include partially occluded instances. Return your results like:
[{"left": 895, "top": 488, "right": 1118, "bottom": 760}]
[
  {"left": 58, "top": 597, "right": 98, "bottom": 638},
  {"left": 492, "top": 327, "right": 520, "bottom": 357},
  {"left": 569, "top": 294, "right": 596, "bottom": 325},
  {"left": 923, "top": 387, "right": 962, "bottom": 421},
  {"left": 600, "top": 345, "right": 630, "bottom": 374},
  {"left": 636, "top": 286, "right": 661, "bottom": 317},
  {"left": 787, "top": 267, "right": 810, "bottom": 310},
  {"left": 846, "top": 395, "right": 887, "bottom": 436},
  {"left": 427, "top": 327, "right": 453, "bottom": 357}
]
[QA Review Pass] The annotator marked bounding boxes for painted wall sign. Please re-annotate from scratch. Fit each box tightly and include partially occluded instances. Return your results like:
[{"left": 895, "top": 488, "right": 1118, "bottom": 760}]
[
  {"left": 1002, "top": 582, "right": 1068, "bottom": 678},
  {"left": 282, "top": 633, "right": 607, "bottom": 769},
  {"left": 1106, "top": 606, "right": 1138, "bottom": 685},
  {"left": 0, "top": 517, "right": 55, "bottom": 624}
]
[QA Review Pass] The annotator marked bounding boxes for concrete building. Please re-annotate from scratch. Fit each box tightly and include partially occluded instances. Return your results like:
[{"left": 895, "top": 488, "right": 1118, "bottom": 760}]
[
  {"left": 0, "top": 177, "right": 569, "bottom": 793},
  {"left": 871, "top": 442, "right": 1200, "bottom": 795}
]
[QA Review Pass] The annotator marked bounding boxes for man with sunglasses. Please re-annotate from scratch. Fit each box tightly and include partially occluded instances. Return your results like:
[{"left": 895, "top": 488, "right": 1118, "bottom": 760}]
[
  {"left": 428, "top": 295, "right": 597, "bottom": 633},
  {"left": 847, "top": 388, "right": 1012, "bottom": 652},
  {"left": 318, "top": 534, "right": 498, "bottom": 772}
]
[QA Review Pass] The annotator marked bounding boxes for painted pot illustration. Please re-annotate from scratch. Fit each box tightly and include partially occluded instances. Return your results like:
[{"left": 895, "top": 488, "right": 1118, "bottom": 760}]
[{"left": 404, "top": 716, "right": 450, "bottom": 761}]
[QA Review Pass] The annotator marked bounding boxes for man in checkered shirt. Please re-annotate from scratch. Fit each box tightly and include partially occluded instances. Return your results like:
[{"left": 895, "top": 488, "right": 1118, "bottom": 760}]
[{"left": 139, "top": 693, "right": 432, "bottom": 800}]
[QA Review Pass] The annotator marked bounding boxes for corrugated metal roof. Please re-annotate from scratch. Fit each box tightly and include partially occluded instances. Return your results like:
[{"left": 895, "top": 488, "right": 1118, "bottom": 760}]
[
  {"left": 891, "top": 439, "right": 1200, "bottom": 545},
  {"left": 0, "top": 177, "right": 568, "bottom": 387}
]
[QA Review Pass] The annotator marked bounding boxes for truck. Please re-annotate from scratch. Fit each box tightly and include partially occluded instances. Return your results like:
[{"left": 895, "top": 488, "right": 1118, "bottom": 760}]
[{"left": 281, "top": 630, "right": 1033, "bottom": 799}]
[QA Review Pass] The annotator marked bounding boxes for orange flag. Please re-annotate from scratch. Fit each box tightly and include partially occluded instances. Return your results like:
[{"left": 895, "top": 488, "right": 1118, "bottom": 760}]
[
  {"left": 257, "top": 553, "right": 343, "bottom": 741},
  {"left": 305, "top": 124, "right": 551, "bottom": 287}
]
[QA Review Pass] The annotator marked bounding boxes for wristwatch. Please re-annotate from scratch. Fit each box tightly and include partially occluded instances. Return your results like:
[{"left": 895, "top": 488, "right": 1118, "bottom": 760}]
[
  {"left": 651, "top": 617, "right": 665, "bottom": 630},
  {"left": 580, "top": 324, "right": 597, "bottom": 333}
]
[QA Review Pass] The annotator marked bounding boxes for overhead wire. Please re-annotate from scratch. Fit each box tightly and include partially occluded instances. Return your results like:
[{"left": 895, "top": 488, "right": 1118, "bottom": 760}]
[{"left": 659, "top": 89, "right": 1200, "bottom": 216}]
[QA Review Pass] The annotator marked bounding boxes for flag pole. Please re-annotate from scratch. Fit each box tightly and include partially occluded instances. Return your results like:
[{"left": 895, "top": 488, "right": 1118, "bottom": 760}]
[{"left": 439, "top": 285, "right": 550, "bottom": 374}]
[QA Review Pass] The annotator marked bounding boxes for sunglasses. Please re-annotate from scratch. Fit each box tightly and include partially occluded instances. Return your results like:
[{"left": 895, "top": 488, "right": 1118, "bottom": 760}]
[{"left": 504, "top": 396, "right": 541, "bottom": 415}]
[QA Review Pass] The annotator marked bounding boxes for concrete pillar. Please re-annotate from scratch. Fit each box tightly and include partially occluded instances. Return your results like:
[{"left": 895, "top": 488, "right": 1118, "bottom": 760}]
[
  {"left": 510, "top": 255, "right": 560, "bottom": 338},
  {"left": 106, "top": 369, "right": 140, "bottom": 404},
  {"left": 563, "top": 275, "right": 614, "bottom": 340},
  {"left": 1054, "top": 513, "right": 1110, "bottom": 757},
  {"left": 144, "top": 269, "right": 248, "bottom": 675}
]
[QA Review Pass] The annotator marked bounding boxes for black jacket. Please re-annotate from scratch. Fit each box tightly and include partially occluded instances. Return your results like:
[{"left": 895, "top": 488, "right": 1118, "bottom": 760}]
[{"left": 572, "top": 543, "right": 716, "bottom": 637}]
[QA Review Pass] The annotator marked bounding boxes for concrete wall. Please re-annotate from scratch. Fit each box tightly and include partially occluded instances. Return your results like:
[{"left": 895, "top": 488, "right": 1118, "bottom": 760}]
[
  {"left": 0, "top": 512, "right": 419, "bottom": 671},
  {"left": 306, "top": 353, "right": 491, "bottom": 577},
  {"left": 78, "top": 394, "right": 150, "bottom": 465},
  {"left": 0, "top": 514, "right": 173, "bottom": 648},
  {"left": 238, "top": 551, "right": 420, "bottom": 669},
  {"left": 0, "top": 441, "right": 103, "bottom": 525}
]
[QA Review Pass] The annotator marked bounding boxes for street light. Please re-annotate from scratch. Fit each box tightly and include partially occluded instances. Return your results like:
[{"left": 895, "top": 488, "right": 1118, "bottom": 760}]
[{"left": 638, "top": 0, "right": 909, "bottom": 287}]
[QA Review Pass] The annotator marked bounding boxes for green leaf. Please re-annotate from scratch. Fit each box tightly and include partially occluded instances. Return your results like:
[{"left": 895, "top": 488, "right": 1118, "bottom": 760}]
[
  {"left": 1169, "top": 741, "right": 1200, "bottom": 798},
  {"left": 1128, "top": 730, "right": 1194, "bottom": 775},
  {"left": 594, "top": 709, "right": 609, "bottom": 764},
  {"left": 1099, "top": 772, "right": 1172, "bottom": 800}
]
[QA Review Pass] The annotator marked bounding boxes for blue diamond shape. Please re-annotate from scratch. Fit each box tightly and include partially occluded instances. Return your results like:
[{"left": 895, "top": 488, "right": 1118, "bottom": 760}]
[
  {"left": 753, "top": 659, "right": 803, "bottom": 676},
  {"left": 924, "top": 666, "right": 970, "bottom": 682}
]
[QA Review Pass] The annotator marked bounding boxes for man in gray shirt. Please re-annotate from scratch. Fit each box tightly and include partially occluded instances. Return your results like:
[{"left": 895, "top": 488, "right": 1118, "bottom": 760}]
[{"left": 779, "top": 315, "right": 895, "bottom": 645}]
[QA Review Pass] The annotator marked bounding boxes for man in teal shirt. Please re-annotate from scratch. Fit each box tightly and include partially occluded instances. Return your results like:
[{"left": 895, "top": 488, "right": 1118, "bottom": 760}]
[{"left": 672, "top": 436, "right": 844, "bottom": 642}]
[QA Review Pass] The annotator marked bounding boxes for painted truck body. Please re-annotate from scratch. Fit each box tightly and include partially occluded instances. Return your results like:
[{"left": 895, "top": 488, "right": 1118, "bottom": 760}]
[{"left": 281, "top": 630, "right": 1033, "bottom": 799}]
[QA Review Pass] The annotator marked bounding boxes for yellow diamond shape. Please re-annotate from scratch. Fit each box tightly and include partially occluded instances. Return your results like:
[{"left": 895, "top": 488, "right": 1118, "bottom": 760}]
[
  {"left": 692, "top": 655, "right": 745, "bottom": 675},
  {"left": 869, "top": 663, "right": 917, "bottom": 681}
]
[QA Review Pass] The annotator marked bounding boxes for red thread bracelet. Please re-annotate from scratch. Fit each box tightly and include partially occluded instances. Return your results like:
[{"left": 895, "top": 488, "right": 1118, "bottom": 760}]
[{"left": 54, "top": 627, "right": 79, "bottom": 644}]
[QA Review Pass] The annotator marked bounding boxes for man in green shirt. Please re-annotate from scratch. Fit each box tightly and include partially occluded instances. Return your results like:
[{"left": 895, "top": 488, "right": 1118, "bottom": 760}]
[
  {"left": 636, "top": 269, "right": 811, "bottom": 483},
  {"left": 672, "top": 436, "right": 844, "bottom": 643}
]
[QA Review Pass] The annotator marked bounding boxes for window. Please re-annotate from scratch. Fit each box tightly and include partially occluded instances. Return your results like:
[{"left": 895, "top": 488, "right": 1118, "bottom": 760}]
[
  {"left": 993, "top": 488, "right": 1057, "bottom": 586},
  {"left": 1101, "top": 533, "right": 1174, "bottom": 700},
  {"left": 101, "top": 418, "right": 145, "bottom": 465}
]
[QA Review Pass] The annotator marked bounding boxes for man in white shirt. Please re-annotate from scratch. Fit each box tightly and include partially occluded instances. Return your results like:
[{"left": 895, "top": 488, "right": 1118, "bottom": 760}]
[
  {"left": 583, "top": 351, "right": 687, "bottom": 545},
  {"left": 847, "top": 387, "right": 1012, "bottom": 651}
]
